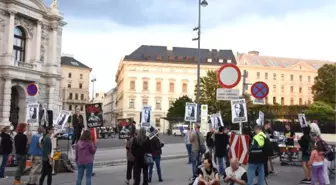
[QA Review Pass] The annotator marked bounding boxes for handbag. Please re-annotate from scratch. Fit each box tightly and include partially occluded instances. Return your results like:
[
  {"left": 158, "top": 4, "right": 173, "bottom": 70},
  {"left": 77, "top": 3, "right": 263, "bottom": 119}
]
[
  {"left": 197, "top": 132, "right": 206, "bottom": 154},
  {"left": 144, "top": 153, "right": 154, "bottom": 165}
]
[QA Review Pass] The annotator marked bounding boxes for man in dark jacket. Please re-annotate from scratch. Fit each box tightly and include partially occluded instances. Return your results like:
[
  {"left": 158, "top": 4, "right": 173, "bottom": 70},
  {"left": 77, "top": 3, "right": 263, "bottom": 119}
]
[
  {"left": 72, "top": 108, "right": 84, "bottom": 145},
  {"left": 0, "top": 126, "right": 13, "bottom": 178},
  {"left": 205, "top": 129, "right": 214, "bottom": 159},
  {"left": 214, "top": 126, "right": 229, "bottom": 177}
]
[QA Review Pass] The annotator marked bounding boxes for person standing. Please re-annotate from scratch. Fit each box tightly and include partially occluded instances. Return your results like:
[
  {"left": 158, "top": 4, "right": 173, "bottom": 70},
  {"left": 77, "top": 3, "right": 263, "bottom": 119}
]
[
  {"left": 247, "top": 125, "right": 266, "bottom": 185},
  {"left": 27, "top": 126, "right": 45, "bottom": 185},
  {"left": 189, "top": 123, "right": 205, "bottom": 181},
  {"left": 125, "top": 133, "right": 136, "bottom": 185},
  {"left": 206, "top": 129, "right": 214, "bottom": 160},
  {"left": 0, "top": 126, "right": 13, "bottom": 179},
  {"left": 298, "top": 126, "right": 312, "bottom": 184},
  {"left": 39, "top": 126, "right": 54, "bottom": 185},
  {"left": 308, "top": 144, "right": 325, "bottom": 185},
  {"left": 148, "top": 136, "right": 164, "bottom": 182},
  {"left": 185, "top": 128, "right": 192, "bottom": 164},
  {"left": 263, "top": 121, "right": 276, "bottom": 175},
  {"left": 214, "top": 126, "right": 229, "bottom": 177},
  {"left": 13, "top": 123, "right": 28, "bottom": 185},
  {"left": 75, "top": 130, "right": 97, "bottom": 185},
  {"left": 284, "top": 123, "right": 295, "bottom": 163},
  {"left": 72, "top": 108, "right": 84, "bottom": 145}
]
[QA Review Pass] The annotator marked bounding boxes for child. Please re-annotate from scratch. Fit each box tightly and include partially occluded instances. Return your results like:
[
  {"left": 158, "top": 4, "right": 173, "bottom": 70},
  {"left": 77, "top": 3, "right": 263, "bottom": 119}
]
[{"left": 308, "top": 143, "right": 325, "bottom": 185}]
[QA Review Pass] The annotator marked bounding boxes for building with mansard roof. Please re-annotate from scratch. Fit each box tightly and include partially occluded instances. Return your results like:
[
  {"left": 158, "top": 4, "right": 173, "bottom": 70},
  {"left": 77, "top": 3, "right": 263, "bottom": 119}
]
[{"left": 0, "top": 0, "right": 66, "bottom": 129}]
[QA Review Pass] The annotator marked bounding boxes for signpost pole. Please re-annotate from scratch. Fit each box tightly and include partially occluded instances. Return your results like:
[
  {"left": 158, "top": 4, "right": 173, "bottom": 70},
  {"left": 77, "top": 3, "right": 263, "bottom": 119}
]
[{"left": 239, "top": 122, "right": 242, "bottom": 135}]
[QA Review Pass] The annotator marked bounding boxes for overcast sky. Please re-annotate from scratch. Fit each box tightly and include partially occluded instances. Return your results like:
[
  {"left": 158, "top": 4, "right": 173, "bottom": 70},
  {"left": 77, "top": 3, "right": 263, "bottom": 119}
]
[{"left": 44, "top": 0, "right": 336, "bottom": 93}]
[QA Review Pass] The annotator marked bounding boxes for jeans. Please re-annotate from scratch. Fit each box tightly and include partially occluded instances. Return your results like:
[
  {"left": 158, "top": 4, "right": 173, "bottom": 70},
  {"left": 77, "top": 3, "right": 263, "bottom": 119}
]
[
  {"left": 216, "top": 157, "right": 226, "bottom": 176},
  {"left": 39, "top": 160, "right": 52, "bottom": 185},
  {"left": 15, "top": 154, "right": 27, "bottom": 181},
  {"left": 149, "top": 156, "right": 162, "bottom": 179},
  {"left": 186, "top": 144, "right": 192, "bottom": 163},
  {"left": 0, "top": 154, "right": 9, "bottom": 178},
  {"left": 191, "top": 152, "right": 200, "bottom": 178},
  {"left": 126, "top": 160, "right": 135, "bottom": 180},
  {"left": 133, "top": 162, "right": 148, "bottom": 185},
  {"left": 247, "top": 163, "right": 264, "bottom": 185},
  {"left": 76, "top": 163, "right": 93, "bottom": 185},
  {"left": 27, "top": 156, "right": 43, "bottom": 184}
]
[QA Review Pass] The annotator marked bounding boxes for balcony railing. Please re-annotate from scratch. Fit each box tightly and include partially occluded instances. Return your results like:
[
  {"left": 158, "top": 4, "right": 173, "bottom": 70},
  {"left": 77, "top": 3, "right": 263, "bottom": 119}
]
[{"left": 15, "top": 61, "right": 35, "bottom": 70}]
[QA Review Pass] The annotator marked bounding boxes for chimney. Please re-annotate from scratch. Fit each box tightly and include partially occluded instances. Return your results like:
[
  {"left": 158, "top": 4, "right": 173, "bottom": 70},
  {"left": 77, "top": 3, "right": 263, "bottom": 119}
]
[
  {"left": 167, "top": 42, "right": 173, "bottom": 51},
  {"left": 248, "top": 51, "right": 259, "bottom": 56}
]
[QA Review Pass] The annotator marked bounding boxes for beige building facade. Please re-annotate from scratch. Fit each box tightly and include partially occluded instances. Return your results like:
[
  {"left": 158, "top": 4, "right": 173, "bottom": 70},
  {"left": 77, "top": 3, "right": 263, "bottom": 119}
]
[
  {"left": 103, "top": 88, "right": 117, "bottom": 126},
  {"left": 115, "top": 45, "right": 237, "bottom": 132},
  {"left": 60, "top": 54, "right": 91, "bottom": 113},
  {"left": 0, "top": 0, "right": 66, "bottom": 128}
]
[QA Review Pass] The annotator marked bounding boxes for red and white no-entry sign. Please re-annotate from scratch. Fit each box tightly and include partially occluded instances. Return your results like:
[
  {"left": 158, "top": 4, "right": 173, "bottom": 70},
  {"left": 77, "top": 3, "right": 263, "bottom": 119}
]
[
  {"left": 216, "top": 64, "right": 241, "bottom": 89},
  {"left": 229, "top": 133, "right": 250, "bottom": 164}
]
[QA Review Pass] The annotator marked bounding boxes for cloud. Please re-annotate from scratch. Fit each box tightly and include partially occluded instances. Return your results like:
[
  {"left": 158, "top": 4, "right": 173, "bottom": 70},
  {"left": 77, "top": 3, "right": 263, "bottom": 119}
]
[{"left": 57, "top": 0, "right": 336, "bottom": 93}]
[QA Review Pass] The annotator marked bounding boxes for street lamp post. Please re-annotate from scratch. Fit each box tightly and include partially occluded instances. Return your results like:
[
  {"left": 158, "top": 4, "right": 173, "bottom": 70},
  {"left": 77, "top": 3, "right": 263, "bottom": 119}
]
[
  {"left": 193, "top": 0, "right": 208, "bottom": 121},
  {"left": 91, "top": 77, "right": 96, "bottom": 103}
]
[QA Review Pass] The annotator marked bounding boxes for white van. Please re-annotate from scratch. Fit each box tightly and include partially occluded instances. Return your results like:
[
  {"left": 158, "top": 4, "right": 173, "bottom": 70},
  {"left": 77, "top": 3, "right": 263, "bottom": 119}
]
[{"left": 172, "top": 125, "right": 189, "bottom": 136}]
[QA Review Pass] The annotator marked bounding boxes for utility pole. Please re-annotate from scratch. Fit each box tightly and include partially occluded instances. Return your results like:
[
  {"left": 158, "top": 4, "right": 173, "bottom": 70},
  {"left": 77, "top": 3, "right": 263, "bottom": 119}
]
[{"left": 91, "top": 77, "right": 96, "bottom": 103}]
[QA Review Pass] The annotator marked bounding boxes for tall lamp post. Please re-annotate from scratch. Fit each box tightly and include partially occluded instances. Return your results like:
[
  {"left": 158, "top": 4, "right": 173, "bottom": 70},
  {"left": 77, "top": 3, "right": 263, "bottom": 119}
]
[
  {"left": 193, "top": 0, "right": 208, "bottom": 121},
  {"left": 91, "top": 77, "right": 96, "bottom": 103}
]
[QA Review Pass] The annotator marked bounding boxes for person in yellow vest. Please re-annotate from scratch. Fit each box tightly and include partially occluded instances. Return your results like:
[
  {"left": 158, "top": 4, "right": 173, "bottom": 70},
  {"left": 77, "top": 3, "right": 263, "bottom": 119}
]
[{"left": 247, "top": 125, "right": 267, "bottom": 185}]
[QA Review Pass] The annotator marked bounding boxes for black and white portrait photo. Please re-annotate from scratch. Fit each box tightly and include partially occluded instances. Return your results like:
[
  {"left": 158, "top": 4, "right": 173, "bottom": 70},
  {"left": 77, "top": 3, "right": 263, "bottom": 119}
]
[
  {"left": 230, "top": 99, "right": 248, "bottom": 123},
  {"left": 298, "top": 113, "right": 307, "bottom": 128},
  {"left": 184, "top": 103, "right": 197, "bottom": 122},
  {"left": 55, "top": 110, "right": 71, "bottom": 129},
  {"left": 85, "top": 103, "right": 104, "bottom": 128},
  {"left": 147, "top": 125, "right": 159, "bottom": 140},
  {"left": 258, "top": 111, "right": 265, "bottom": 126},
  {"left": 26, "top": 103, "right": 39, "bottom": 124},
  {"left": 119, "top": 125, "right": 131, "bottom": 139},
  {"left": 211, "top": 113, "right": 223, "bottom": 129},
  {"left": 141, "top": 105, "right": 152, "bottom": 127}
]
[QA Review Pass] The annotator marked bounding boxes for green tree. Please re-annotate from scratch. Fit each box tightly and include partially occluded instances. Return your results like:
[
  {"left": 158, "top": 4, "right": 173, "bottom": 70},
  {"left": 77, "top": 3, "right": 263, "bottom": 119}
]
[
  {"left": 312, "top": 64, "right": 336, "bottom": 108},
  {"left": 305, "top": 101, "right": 335, "bottom": 123},
  {"left": 167, "top": 95, "right": 193, "bottom": 118}
]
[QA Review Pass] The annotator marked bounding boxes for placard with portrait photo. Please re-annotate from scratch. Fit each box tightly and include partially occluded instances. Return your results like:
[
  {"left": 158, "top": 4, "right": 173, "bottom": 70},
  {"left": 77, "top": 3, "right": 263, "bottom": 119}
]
[
  {"left": 85, "top": 103, "right": 103, "bottom": 128},
  {"left": 184, "top": 103, "right": 197, "bottom": 122},
  {"left": 26, "top": 103, "right": 39, "bottom": 125},
  {"left": 258, "top": 111, "right": 265, "bottom": 126},
  {"left": 141, "top": 105, "right": 152, "bottom": 127},
  {"left": 211, "top": 113, "right": 224, "bottom": 130},
  {"left": 298, "top": 113, "right": 307, "bottom": 128},
  {"left": 230, "top": 99, "right": 248, "bottom": 123},
  {"left": 55, "top": 110, "right": 71, "bottom": 129}
]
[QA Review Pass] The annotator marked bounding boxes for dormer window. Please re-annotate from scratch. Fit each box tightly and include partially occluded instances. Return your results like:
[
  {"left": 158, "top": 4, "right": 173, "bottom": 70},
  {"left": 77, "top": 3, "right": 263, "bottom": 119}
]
[
  {"left": 219, "top": 59, "right": 223, "bottom": 63},
  {"left": 207, "top": 58, "right": 212, "bottom": 63},
  {"left": 156, "top": 56, "right": 162, "bottom": 60},
  {"left": 227, "top": 59, "right": 232, "bottom": 63}
]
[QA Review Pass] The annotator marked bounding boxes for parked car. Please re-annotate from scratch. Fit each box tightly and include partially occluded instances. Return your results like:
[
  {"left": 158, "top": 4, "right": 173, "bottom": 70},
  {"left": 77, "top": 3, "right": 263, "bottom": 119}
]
[
  {"left": 57, "top": 129, "right": 74, "bottom": 140},
  {"left": 172, "top": 125, "right": 189, "bottom": 136}
]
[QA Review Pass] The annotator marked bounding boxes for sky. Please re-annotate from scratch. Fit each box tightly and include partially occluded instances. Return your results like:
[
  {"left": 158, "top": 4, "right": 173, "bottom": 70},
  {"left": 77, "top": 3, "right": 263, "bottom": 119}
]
[{"left": 44, "top": 0, "right": 336, "bottom": 94}]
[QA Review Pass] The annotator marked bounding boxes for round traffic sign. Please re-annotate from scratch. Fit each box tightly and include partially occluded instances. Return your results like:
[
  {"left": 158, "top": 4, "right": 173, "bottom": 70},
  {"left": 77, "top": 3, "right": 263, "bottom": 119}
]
[
  {"left": 251, "top": 81, "right": 269, "bottom": 99},
  {"left": 26, "top": 83, "right": 38, "bottom": 96},
  {"left": 216, "top": 64, "right": 241, "bottom": 89}
]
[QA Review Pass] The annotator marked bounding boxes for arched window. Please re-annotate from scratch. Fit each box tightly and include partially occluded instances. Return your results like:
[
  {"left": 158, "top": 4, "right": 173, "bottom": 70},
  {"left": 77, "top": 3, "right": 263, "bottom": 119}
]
[{"left": 13, "top": 27, "right": 26, "bottom": 62}]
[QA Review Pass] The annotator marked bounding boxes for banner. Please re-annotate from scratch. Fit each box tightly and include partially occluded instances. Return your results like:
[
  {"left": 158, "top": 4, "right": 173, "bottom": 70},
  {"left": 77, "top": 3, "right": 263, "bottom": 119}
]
[
  {"left": 26, "top": 103, "right": 39, "bottom": 125},
  {"left": 85, "top": 103, "right": 103, "bottom": 128},
  {"left": 230, "top": 99, "right": 248, "bottom": 123},
  {"left": 211, "top": 113, "right": 224, "bottom": 130},
  {"left": 141, "top": 105, "right": 152, "bottom": 127},
  {"left": 55, "top": 110, "right": 71, "bottom": 129},
  {"left": 184, "top": 103, "right": 197, "bottom": 122}
]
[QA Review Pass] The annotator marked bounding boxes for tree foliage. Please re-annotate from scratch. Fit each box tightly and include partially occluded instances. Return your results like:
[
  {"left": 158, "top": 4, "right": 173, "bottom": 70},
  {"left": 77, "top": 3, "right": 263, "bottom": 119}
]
[
  {"left": 167, "top": 95, "right": 193, "bottom": 118},
  {"left": 312, "top": 64, "right": 336, "bottom": 108},
  {"left": 305, "top": 101, "right": 335, "bottom": 123}
]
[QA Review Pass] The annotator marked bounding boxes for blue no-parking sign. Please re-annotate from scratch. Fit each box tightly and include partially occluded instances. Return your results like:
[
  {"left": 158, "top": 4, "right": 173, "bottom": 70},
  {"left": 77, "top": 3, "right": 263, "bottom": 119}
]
[{"left": 251, "top": 81, "right": 269, "bottom": 99}]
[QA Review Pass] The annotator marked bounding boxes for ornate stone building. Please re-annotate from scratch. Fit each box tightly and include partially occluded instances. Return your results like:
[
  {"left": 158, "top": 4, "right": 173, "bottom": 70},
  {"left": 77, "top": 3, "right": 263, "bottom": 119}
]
[{"left": 0, "top": 0, "right": 66, "bottom": 128}]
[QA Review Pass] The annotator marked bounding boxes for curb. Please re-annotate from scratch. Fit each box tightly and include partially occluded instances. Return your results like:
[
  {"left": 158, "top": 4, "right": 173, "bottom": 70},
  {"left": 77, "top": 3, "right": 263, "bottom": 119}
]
[{"left": 4, "top": 154, "right": 187, "bottom": 177}]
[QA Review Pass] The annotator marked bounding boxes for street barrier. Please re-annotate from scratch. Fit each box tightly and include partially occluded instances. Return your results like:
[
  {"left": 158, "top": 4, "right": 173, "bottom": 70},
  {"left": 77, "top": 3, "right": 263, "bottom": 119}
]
[{"left": 229, "top": 133, "right": 249, "bottom": 165}]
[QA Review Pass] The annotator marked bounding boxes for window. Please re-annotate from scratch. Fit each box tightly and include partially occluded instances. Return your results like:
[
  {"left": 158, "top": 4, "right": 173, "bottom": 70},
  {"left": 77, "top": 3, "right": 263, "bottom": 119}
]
[
  {"left": 129, "top": 99, "right": 135, "bottom": 108},
  {"left": 13, "top": 27, "right": 26, "bottom": 62},
  {"left": 67, "top": 83, "right": 71, "bottom": 88},
  {"left": 182, "top": 83, "right": 187, "bottom": 93},
  {"left": 143, "top": 81, "right": 148, "bottom": 91},
  {"left": 81, "top": 94, "right": 84, "bottom": 100},
  {"left": 273, "top": 97, "right": 276, "bottom": 104},
  {"left": 80, "top": 74, "right": 83, "bottom": 79},
  {"left": 68, "top": 73, "right": 72, "bottom": 78},
  {"left": 169, "top": 82, "right": 175, "bottom": 92},
  {"left": 273, "top": 73, "right": 276, "bottom": 80},
  {"left": 79, "top": 83, "right": 82, "bottom": 89},
  {"left": 130, "top": 81, "right": 135, "bottom": 90},
  {"left": 79, "top": 106, "right": 83, "bottom": 111},
  {"left": 290, "top": 86, "right": 294, "bottom": 93},
  {"left": 169, "top": 100, "right": 174, "bottom": 107},
  {"left": 299, "top": 75, "right": 302, "bottom": 82},
  {"left": 299, "top": 98, "right": 303, "bottom": 105},
  {"left": 265, "top": 73, "right": 268, "bottom": 80},
  {"left": 156, "top": 100, "right": 161, "bottom": 110},
  {"left": 69, "top": 93, "right": 73, "bottom": 99},
  {"left": 290, "top": 74, "right": 294, "bottom": 81},
  {"left": 256, "top": 72, "right": 260, "bottom": 79},
  {"left": 308, "top": 86, "right": 312, "bottom": 92},
  {"left": 281, "top": 85, "right": 284, "bottom": 93},
  {"left": 155, "top": 118, "right": 161, "bottom": 127},
  {"left": 308, "top": 76, "right": 311, "bottom": 83},
  {"left": 265, "top": 97, "right": 268, "bottom": 104},
  {"left": 281, "top": 97, "right": 284, "bottom": 105},
  {"left": 290, "top": 98, "right": 294, "bottom": 105},
  {"left": 273, "top": 85, "right": 276, "bottom": 92},
  {"left": 299, "top": 87, "right": 302, "bottom": 93},
  {"left": 75, "top": 93, "right": 78, "bottom": 100},
  {"left": 69, "top": 105, "right": 72, "bottom": 111},
  {"left": 308, "top": 99, "right": 312, "bottom": 105},
  {"left": 142, "top": 99, "right": 148, "bottom": 106},
  {"left": 281, "top": 74, "right": 284, "bottom": 81},
  {"left": 156, "top": 81, "right": 161, "bottom": 92}
]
